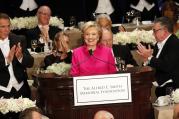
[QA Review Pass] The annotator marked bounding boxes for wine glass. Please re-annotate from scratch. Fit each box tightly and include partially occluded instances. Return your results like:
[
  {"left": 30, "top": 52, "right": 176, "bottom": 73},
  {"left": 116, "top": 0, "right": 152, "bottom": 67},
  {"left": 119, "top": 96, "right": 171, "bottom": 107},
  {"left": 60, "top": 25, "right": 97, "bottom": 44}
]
[
  {"left": 125, "top": 12, "right": 131, "bottom": 23},
  {"left": 48, "top": 41, "right": 53, "bottom": 52},
  {"left": 69, "top": 16, "right": 76, "bottom": 27},
  {"left": 116, "top": 57, "right": 126, "bottom": 71},
  {"left": 166, "top": 87, "right": 174, "bottom": 106},
  {"left": 31, "top": 40, "right": 38, "bottom": 52},
  {"left": 135, "top": 11, "right": 141, "bottom": 26},
  {"left": 38, "top": 43, "right": 45, "bottom": 52}
]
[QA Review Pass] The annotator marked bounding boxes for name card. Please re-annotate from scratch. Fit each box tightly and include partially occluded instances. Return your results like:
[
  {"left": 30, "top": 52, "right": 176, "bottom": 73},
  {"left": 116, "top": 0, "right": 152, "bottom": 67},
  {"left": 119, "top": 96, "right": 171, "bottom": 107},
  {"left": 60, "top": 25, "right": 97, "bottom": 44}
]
[{"left": 73, "top": 73, "right": 132, "bottom": 106}]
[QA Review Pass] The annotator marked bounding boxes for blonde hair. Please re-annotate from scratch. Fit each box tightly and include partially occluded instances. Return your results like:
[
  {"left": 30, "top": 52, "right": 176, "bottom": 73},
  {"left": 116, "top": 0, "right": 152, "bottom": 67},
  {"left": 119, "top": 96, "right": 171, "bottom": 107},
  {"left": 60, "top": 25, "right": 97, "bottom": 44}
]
[
  {"left": 82, "top": 21, "right": 102, "bottom": 39},
  {"left": 95, "top": 14, "right": 111, "bottom": 23},
  {"left": 54, "top": 31, "right": 70, "bottom": 51}
]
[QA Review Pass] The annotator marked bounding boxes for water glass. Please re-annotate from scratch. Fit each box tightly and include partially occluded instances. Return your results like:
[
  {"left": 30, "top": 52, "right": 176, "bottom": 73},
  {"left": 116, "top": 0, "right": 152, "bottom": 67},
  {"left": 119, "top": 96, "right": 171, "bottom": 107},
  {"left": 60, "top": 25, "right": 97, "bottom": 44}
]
[
  {"left": 116, "top": 57, "right": 126, "bottom": 71},
  {"left": 31, "top": 40, "right": 37, "bottom": 52},
  {"left": 166, "top": 87, "right": 174, "bottom": 106},
  {"left": 48, "top": 41, "right": 53, "bottom": 51},
  {"left": 69, "top": 16, "right": 76, "bottom": 27}
]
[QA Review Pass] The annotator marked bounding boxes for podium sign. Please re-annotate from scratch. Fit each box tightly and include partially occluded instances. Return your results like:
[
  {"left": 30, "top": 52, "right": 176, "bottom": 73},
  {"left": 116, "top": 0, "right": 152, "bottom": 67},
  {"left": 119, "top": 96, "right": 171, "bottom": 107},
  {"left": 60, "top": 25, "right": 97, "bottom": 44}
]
[{"left": 73, "top": 73, "right": 132, "bottom": 106}]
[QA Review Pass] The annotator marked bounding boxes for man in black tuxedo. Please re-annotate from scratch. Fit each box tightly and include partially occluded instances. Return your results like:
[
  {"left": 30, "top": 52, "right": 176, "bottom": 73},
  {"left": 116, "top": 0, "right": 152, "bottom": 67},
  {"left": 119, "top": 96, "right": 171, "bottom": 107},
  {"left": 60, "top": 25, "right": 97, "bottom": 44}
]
[
  {"left": 26, "top": 6, "right": 61, "bottom": 50},
  {"left": 100, "top": 28, "right": 138, "bottom": 67},
  {"left": 137, "top": 17, "right": 179, "bottom": 97},
  {"left": 0, "top": 13, "right": 34, "bottom": 98}
]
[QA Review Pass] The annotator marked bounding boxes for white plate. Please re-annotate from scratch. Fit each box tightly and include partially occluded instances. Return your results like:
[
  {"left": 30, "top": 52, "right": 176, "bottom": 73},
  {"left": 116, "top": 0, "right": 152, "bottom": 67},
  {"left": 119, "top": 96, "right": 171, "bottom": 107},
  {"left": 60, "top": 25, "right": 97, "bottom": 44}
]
[
  {"left": 152, "top": 102, "right": 168, "bottom": 107},
  {"left": 142, "top": 21, "right": 152, "bottom": 25}
]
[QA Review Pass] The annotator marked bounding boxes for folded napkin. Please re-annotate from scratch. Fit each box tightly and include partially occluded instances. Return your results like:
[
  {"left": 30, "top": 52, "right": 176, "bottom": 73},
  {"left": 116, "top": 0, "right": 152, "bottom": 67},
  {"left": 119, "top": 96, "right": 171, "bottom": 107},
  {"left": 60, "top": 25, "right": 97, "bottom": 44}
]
[{"left": 154, "top": 95, "right": 170, "bottom": 106}]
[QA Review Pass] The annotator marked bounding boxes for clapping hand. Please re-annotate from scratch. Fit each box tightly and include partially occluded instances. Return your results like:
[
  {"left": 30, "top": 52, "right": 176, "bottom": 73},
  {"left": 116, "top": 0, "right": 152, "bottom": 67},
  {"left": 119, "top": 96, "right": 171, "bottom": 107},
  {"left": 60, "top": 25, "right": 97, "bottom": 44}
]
[
  {"left": 137, "top": 43, "right": 153, "bottom": 62},
  {"left": 6, "top": 45, "right": 16, "bottom": 64},
  {"left": 6, "top": 42, "right": 23, "bottom": 64},
  {"left": 15, "top": 42, "right": 23, "bottom": 60}
]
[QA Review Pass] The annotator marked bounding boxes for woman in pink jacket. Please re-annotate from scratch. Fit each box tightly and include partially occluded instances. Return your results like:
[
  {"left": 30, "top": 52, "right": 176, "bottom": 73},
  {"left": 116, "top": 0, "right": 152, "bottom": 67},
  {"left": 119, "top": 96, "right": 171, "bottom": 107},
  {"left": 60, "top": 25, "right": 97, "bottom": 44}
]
[{"left": 70, "top": 21, "right": 117, "bottom": 76}]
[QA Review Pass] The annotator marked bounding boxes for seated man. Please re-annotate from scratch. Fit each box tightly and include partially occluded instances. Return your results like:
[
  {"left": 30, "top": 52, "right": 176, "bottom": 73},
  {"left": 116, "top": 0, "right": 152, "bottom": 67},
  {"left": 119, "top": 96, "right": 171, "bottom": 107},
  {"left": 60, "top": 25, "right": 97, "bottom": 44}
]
[
  {"left": 96, "top": 14, "right": 125, "bottom": 34},
  {"left": 26, "top": 5, "right": 61, "bottom": 51},
  {"left": 93, "top": 110, "right": 114, "bottom": 119},
  {"left": 100, "top": 28, "right": 138, "bottom": 67}
]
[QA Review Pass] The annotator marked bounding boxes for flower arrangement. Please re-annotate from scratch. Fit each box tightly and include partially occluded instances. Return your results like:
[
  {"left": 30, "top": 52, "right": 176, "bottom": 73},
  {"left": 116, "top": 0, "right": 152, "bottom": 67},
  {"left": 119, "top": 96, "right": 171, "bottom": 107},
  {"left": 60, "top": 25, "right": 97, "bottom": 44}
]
[
  {"left": 172, "top": 89, "right": 179, "bottom": 103},
  {"left": 0, "top": 97, "right": 36, "bottom": 114},
  {"left": 45, "top": 62, "right": 71, "bottom": 75},
  {"left": 10, "top": 16, "right": 64, "bottom": 30},
  {"left": 113, "top": 30, "right": 156, "bottom": 45},
  {"left": 175, "top": 31, "right": 179, "bottom": 38}
]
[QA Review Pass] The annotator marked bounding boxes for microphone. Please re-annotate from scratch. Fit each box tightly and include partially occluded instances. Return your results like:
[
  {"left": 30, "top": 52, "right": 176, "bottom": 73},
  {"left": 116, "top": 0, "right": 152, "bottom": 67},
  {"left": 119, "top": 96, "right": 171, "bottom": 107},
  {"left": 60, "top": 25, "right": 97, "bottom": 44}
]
[
  {"left": 88, "top": 49, "right": 116, "bottom": 68},
  {"left": 89, "top": 49, "right": 93, "bottom": 56}
]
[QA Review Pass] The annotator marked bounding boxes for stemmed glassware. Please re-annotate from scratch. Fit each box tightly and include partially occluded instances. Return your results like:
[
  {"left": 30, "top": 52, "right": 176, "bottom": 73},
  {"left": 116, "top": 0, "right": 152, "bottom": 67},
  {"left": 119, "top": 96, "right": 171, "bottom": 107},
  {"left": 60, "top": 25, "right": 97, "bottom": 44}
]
[
  {"left": 31, "top": 40, "right": 37, "bottom": 52},
  {"left": 116, "top": 57, "right": 126, "bottom": 71},
  {"left": 69, "top": 16, "right": 76, "bottom": 27},
  {"left": 48, "top": 41, "right": 53, "bottom": 52},
  {"left": 125, "top": 10, "right": 135, "bottom": 23},
  {"left": 166, "top": 87, "right": 174, "bottom": 106}
]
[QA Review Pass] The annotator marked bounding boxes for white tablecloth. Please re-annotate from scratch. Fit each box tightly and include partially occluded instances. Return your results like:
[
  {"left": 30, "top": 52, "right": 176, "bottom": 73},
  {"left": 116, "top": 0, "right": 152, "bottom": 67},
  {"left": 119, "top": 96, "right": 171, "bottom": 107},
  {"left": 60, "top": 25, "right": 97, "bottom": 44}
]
[{"left": 154, "top": 105, "right": 174, "bottom": 119}]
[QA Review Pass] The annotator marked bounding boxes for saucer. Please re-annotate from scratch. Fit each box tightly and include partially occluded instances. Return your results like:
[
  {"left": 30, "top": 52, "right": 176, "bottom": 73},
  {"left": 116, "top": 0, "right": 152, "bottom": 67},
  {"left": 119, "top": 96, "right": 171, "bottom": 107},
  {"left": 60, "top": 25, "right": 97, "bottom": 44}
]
[{"left": 152, "top": 102, "right": 168, "bottom": 107}]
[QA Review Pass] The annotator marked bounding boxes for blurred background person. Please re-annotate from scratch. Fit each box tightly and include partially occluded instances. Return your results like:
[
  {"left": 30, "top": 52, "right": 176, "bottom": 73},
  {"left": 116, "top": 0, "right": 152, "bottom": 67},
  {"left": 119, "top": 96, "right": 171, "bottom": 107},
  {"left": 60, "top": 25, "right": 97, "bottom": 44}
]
[
  {"left": 96, "top": 14, "right": 126, "bottom": 34},
  {"left": 26, "top": 5, "right": 61, "bottom": 51},
  {"left": 100, "top": 28, "right": 138, "bottom": 67},
  {"left": 44, "top": 31, "right": 72, "bottom": 69},
  {"left": 137, "top": 17, "right": 179, "bottom": 97},
  {"left": 96, "top": 14, "right": 112, "bottom": 31},
  {"left": 93, "top": 110, "right": 114, "bottom": 119},
  {"left": 19, "top": 107, "right": 42, "bottom": 119},
  {"left": 161, "top": 0, "right": 179, "bottom": 37},
  {"left": 70, "top": 21, "right": 116, "bottom": 76}
]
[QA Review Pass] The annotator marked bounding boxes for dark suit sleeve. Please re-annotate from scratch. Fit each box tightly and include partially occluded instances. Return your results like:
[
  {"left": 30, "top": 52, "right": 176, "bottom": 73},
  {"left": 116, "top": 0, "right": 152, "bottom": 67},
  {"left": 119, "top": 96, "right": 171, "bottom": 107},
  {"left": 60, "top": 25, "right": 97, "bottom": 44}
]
[
  {"left": 113, "top": 44, "right": 138, "bottom": 66},
  {"left": 19, "top": 36, "right": 34, "bottom": 68},
  {"left": 121, "top": 45, "right": 138, "bottom": 66},
  {"left": 149, "top": 36, "right": 179, "bottom": 72},
  {"left": 44, "top": 54, "right": 60, "bottom": 69},
  {"left": 64, "top": 51, "right": 72, "bottom": 64}
]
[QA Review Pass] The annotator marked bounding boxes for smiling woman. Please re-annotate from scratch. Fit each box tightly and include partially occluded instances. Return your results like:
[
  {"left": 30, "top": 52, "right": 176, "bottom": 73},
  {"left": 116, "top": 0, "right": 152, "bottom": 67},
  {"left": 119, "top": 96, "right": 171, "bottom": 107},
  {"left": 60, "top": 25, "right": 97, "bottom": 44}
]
[{"left": 70, "top": 21, "right": 117, "bottom": 76}]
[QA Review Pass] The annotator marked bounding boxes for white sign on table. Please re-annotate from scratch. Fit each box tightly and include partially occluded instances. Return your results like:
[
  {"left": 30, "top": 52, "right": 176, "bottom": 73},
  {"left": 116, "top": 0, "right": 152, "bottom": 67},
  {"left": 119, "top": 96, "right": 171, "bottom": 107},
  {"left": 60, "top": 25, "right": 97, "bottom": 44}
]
[{"left": 73, "top": 73, "right": 132, "bottom": 106}]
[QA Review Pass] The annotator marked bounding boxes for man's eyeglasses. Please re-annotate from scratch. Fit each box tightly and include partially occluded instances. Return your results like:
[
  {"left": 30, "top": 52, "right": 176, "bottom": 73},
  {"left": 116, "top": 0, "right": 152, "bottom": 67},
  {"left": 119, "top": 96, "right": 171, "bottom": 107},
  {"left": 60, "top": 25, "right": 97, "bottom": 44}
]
[{"left": 153, "top": 28, "right": 163, "bottom": 33}]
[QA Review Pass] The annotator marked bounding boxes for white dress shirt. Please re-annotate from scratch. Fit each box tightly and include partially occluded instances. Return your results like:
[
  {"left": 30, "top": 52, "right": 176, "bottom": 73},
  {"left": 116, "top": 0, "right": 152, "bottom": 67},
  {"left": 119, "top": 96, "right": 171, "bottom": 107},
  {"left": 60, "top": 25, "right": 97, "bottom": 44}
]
[
  {"left": 95, "top": 0, "right": 114, "bottom": 15},
  {"left": 156, "top": 34, "right": 171, "bottom": 58},
  {"left": 130, "top": 0, "right": 155, "bottom": 12},
  {"left": 0, "top": 38, "right": 24, "bottom": 92},
  {"left": 20, "top": 0, "right": 38, "bottom": 11},
  {"left": 38, "top": 25, "right": 52, "bottom": 52}
]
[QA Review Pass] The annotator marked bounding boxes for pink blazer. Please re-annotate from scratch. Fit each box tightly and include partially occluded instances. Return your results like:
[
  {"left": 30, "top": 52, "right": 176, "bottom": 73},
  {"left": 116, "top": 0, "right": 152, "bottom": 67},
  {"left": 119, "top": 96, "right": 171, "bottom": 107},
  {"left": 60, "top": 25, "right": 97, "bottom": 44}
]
[{"left": 70, "top": 45, "right": 117, "bottom": 76}]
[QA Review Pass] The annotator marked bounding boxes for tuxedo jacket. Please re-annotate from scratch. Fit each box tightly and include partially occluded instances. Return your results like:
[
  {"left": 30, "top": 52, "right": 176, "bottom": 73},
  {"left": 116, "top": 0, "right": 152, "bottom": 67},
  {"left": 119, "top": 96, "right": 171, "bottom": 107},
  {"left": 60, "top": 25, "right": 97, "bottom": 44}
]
[
  {"left": 0, "top": 33, "right": 34, "bottom": 87},
  {"left": 44, "top": 51, "right": 72, "bottom": 69},
  {"left": 149, "top": 34, "right": 179, "bottom": 88},
  {"left": 26, "top": 25, "right": 61, "bottom": 48},
  {"left": 112, "top": 44, "right": 138, "bottom": 66}
]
